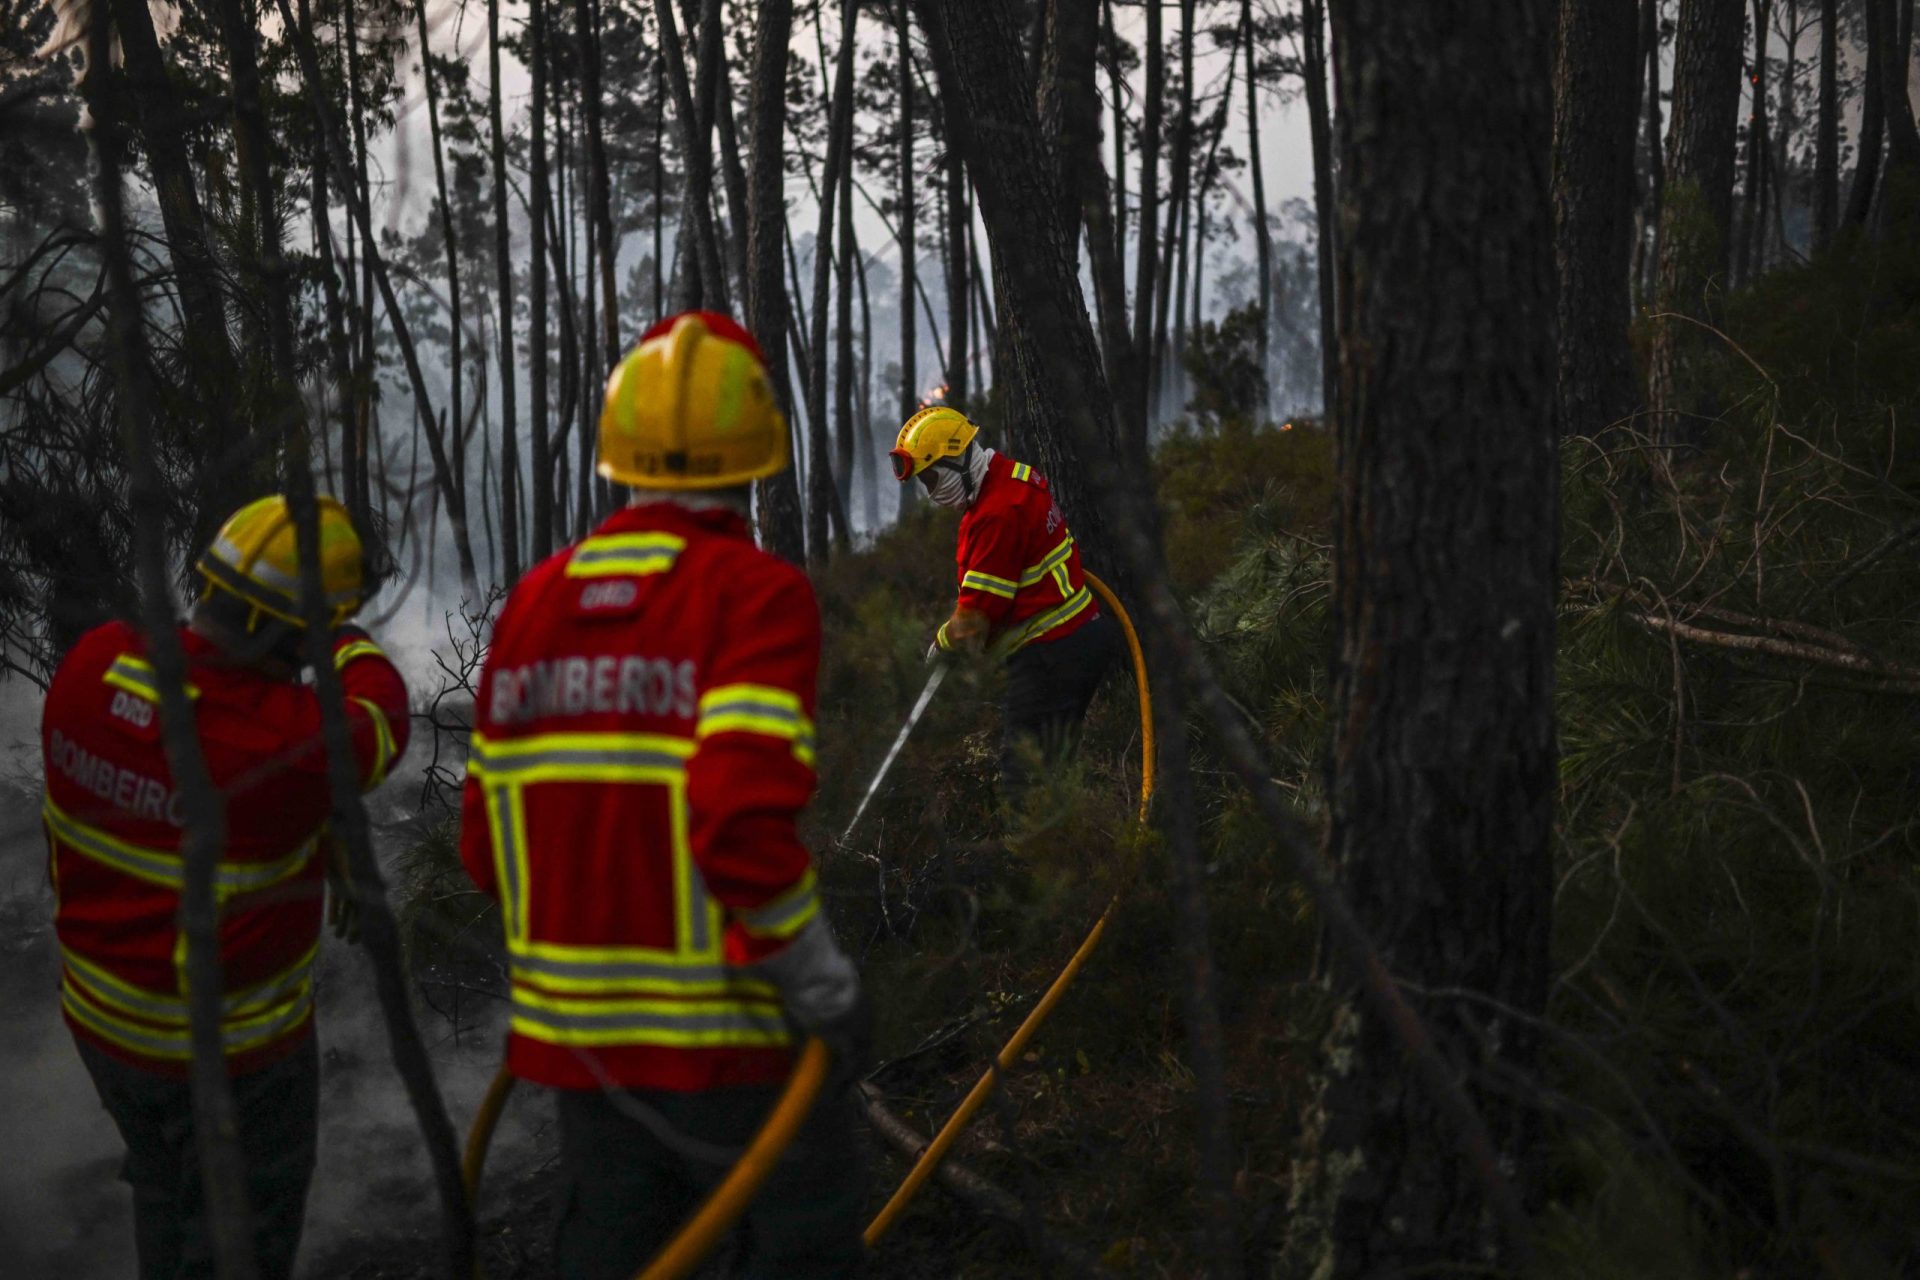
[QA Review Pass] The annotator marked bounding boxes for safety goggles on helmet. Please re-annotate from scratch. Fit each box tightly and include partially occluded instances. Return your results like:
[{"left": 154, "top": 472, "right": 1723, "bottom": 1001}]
[{"left": 889, "top": 448, "right": 917, "bottom": 482}]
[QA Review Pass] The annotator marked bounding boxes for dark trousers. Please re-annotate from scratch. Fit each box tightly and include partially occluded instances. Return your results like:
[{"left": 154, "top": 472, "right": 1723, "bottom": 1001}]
[
  {"left": 1001, "top": 610, "right": 1122, "bottom": 809},
  {"left": 553, "top": 1081, "right": 867, "bottom": 1280},
  {"left": 75, "top": 1035, "right": 319, "bottom": 1280}
]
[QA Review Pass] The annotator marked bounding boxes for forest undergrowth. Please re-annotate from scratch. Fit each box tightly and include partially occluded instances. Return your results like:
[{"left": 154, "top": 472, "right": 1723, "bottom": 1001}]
[{"left": 373, "top": 245, "right": 1920, "bottom": 1277}]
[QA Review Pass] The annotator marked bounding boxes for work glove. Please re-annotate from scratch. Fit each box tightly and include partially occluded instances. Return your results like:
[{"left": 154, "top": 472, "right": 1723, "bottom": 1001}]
[{"left": 758, "top": 917, "right": 872, "bottom": 1087}]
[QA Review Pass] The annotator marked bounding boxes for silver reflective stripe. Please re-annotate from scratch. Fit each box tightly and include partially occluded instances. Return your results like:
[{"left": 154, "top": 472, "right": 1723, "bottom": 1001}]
[
  {"left": 474, "top": 745, "right": 690, "bottom": 777},
  {"left": 699, "top": 698, "right": 802, "bottom": 727},
  {"left": 64, "top": 947, "right": 313, "bottom": 1021},
  {"left": 45, "top": 802, "right": 184, "bottom": 886},
  {"left": 511, "top": 1002, "right": 787, "bottom": 1037},
  {"left": 741, "top": 883, "right": 818, "bottom": 935},
  {"left": 62, "top": 982, "right": 313, "bottom": 1057},
  {"left": 1018, "top": 535, "right": 1075, "bottom": 587},
  {"left": 511, "top": 952, "right": 736, "bottom": 987}
]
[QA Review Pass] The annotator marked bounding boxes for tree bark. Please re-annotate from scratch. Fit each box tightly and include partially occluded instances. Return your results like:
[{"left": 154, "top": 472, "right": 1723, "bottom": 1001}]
[
  {"left": 1636, "top": 0, "right": 1666, "bottom": 294},
  {"left": 1814, "top": 0, "right": 1839, "bottom": 247},
  {"left": 415, "top": 0, "right": 464, "bottom": 549},
  {"left": 1243, "top": 0, "right": 1273, "bottom": 408},
  {"left": 806, "top": 0, "right": 858, "bottom": 561},
  {"left": 578, "top": 0, "right": 620, "bottom": 369},
  {"left": 899, "top": 0, "right": 919, "bottom": 434},
  {"left": 746, "top": 0, "right": 807, "bottom": 563},
  {"left": 1151, "top": 0, "right": 1196, "bottom": 419},
  {"left": 916, "top": 4, "right": 1234, "bottom": 1272},
  {"left": 1129, "top": 0, "right": 1163, "bottom": 452},
  {"left": 104, "top": 0, "right": 251, "bottom": 532},
  {"left": 488, "top": 0, "right": 522, "bottom": 583},
  {"left": 530, "top": 0, "right": 555, "bottom": 560},
  {"left": 656, "top": 0, "right": 730, "bottom": 312},
  {"left": 1647, "top": 0, "right": 1746, "bottom": 446},
  {"left": 1554, "top": 0, "right": 1641, "bottom": 439},
  {"left": 1300, "top": 0, "right": 1338, "bottom": 418},
  {"left": 1735, "top": 0, "right": 1771, "bottom": 285},
  {"left": 1842, "top": 0, "right": 1888, "bottom": 229},
  {"left": 941, "top": 53, "right": 970, "bottom": 414},
  {"left": 1869, "top": 0, "right": 1920, "bottom": 231},
  {"left": 1292, "top": 1, "right": 1558, "bottom": 1275},
  {"left": 834, "top": 135, "right": 857, "bottom": 541},
  {"left": 714, "top": 35, "right": 754, "bottom": 304}
]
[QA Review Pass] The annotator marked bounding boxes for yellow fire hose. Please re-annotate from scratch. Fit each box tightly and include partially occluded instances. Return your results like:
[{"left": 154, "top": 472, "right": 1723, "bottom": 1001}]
[
  {"left": 863, "top": 570, "right": 1153, "bottom": 1246},
  {"left": 461, "top": 571, "right": 1150, "bottom": 1270},
  {"left": 461, "top": 1040, "right": 830, "bottom": 1280}
]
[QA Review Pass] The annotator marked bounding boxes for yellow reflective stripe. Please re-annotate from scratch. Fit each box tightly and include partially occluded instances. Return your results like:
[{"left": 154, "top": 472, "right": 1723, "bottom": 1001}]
[
  {"left": 508, "top": 988, "right": 791, "bottom": 1049},
  {"left": 697, "top": 684, "right": 815, "bottom": 767},
  {"left": 42, "top": 796, "right": 316, "bottom": 894},
  {"left": 507, "top": 940, "right": 776, "bottom": 997},
  {"left": 738, "top": 869, "right": 820, "bottom": 939},
  {"left": 63, "top": 943, "right": 315, "bottom": 1023},
  {"left": 936, "top": 621, "right": 954, "bottom": 651},
  {"left": 960, "top": 570, "right": 1019, "bottom": 600},
  {"left": 333, "top": 639, "right": 386, "bottom": 671},
  {"left": 63, "top": 981, "right": 313, "bottom": 1061},
  {"left": 351, "top": 697, "right": 397, "bottom": 786},
  {"left": 1010, "top": 584, "right": 1094, "bottom": 653},
  {"left": 1010, "top": 462, "right": 1033, "bottom": 483},
  {"left": 1017, "top": 533, "right": 1076, "bottom": 588},
  {"left": 102, "top": 655, "right": 199, "bottom": 702},
  {"left": 468, "top": 730, "right": 695, "bottom": 785},
  {"left": 565, "top": 533, "right": 687, "bottom": 579}
]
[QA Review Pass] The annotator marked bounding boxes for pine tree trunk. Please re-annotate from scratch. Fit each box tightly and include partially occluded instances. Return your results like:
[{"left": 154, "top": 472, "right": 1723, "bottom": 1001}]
[
  {"left": 899, "top": 0, "right": 919, "bottom": 430},
  {"left": 1648, "top": 0, "right": 1746, "bottom": 447},
  {"left": 1290, "top": 1, "right": 1558, "bottom": 1274},
  {"left": 1243, "top": 0, "right": 1272, "bottom": 408},
  {"left": 714, "top": 40, "right": 754, "bottom": 303},
  {"left": 1871, "top": 0, "right": 1920, "bottom": 230},
  {"left": 856, "top": 245, "right": 878, "bottom": 524},
  {"left": 1554, "top": 0, "right": 1641, "bottom": 439},
  {"left": 1814, "top": 0, "right": 1839, "bottom": 246},
  {"left": 656, "top": 0, "right": 730, "bottom": 312},
  {"left": 807, "top": 0, "right": 858, "bottom": 561},
  {"left": 1636, "top": 0, "right": 1666, "bottom": 294},
  {"left": 489, "top": 0, "right": 522, "bottom": 584},
  {"left": 746, "top": 0, "right": 806, "bottom": 563},
  {"left": 530, "top": 0, "right": 554, "bottom": 560},
  {"left": 1842, "top": 0, "right": 1887, "bottom": 228},
  {"left": 105, "top": 0, "right": 250, "bottom": 531},
  {"left": 941, "top": 60, "right": 969, "bottom": 414},
  {"left": 578, "top": 0, "right": 620, "bottom": 369},
  {"left": 834, "top": 143, "right": 857, "bottom": 542},
  {"left": 1130, "top": 0, "right": 1163, "bottom": 450},
  {"left": 1734, "top": 0, "right": 1771, "bottom": 286},
  {"left": 1301, "top": 0, "right": 1337, "bottom": 419}
]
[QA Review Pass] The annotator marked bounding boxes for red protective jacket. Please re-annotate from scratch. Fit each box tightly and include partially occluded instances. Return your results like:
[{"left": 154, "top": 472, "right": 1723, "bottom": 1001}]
[
  {"left": 459, "top": 502, "right": 824, "bottom": 1093},
  {"left": 43, "top": 621, "right": 408, "bottom": 1076},
  {"left": 941, "top": 452, "right": 1098, "bottom": 654}
]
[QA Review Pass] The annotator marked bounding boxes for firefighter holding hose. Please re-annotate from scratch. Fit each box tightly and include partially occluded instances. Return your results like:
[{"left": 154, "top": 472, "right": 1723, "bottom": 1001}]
[
  {"left": 42, "top": 495, "right": 408, "bottom": 1280},
  {"left": 459, "top": 311, "right": 869, "bottom": 1280},
  {"left": 890, "top": 407, "right": 1121, "bottom": 808}
]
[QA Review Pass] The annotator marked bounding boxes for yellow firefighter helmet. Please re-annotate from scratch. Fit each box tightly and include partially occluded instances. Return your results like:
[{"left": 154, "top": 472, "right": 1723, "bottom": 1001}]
[
  {"left": 195, "top": 495, "right": 366, "bottom": 629},
  {"left": 597, "top": 311, "right": 789, "bottom": 490},
  {"left": 890, "top": 405, "right": 978, "bottom": 482}
]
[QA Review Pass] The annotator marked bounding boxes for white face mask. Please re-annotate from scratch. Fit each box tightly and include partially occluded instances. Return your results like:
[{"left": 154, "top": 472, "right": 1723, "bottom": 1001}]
[{"left": 925, "top": 464, "right": 970, "bottom": 508}]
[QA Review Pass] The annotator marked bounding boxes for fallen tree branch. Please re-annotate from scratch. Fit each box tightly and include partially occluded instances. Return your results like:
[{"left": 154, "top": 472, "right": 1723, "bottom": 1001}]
[
  {"left": 1613, "top": 608, "right": 1920, "bottom": 688},
  {"left": 858, "top": 1085, "right": 1112, "bottom": 1277}
]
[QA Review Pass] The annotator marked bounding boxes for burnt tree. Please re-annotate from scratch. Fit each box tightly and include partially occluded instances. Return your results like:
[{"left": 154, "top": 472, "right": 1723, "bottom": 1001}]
[
  {"left": 1553, "top": 0, "right": 1641, "bottom": 438},
  {"left": 1289, "top": 0, "right": 1559, "bottom": 1275},
  {"left": 1647, "top": 0, "right": 1745, "bottom": 446}
]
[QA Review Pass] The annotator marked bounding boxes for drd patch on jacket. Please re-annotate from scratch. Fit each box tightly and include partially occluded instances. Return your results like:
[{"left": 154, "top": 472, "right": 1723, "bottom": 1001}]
[{"left": 575, "top": 578, "right": 644, "bottom": 617}]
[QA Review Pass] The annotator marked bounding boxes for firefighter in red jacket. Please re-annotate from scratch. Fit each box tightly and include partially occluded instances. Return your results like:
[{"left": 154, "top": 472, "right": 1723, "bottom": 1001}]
[
  {"left": 890, "top": 407, "right": 1121, "bottom": 806},
  {"left": 42, "top": 495, "right": 408, "bottom": 1280},
  {"left": 460, "top": 311, "right": 868, "bottom": 1280}
]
